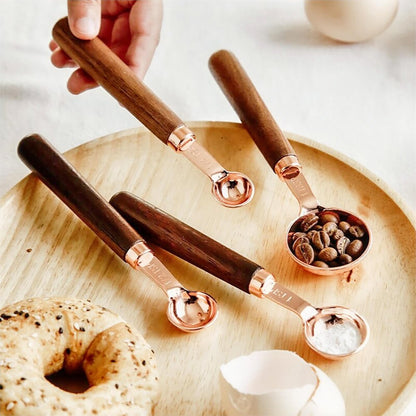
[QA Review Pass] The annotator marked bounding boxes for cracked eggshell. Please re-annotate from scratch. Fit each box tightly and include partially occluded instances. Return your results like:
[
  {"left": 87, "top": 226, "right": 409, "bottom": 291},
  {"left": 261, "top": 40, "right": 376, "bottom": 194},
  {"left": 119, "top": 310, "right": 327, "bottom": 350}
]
[{"left": 219, "top": 350, "right": 345, "bottom": 416}]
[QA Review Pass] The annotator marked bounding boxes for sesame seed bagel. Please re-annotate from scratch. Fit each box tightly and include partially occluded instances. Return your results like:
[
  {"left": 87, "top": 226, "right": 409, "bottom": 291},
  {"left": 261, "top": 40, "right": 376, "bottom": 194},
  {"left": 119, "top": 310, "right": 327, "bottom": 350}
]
[{"left": 0, "top": 297, "right": 159, "bottom": 416}]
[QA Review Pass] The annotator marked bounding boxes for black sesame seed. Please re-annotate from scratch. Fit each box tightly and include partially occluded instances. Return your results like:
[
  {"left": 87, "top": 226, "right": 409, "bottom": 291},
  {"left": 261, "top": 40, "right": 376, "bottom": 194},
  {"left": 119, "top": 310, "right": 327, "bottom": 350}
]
[
  {"left": 115, "top": 383, "right": 119, "bottom": 389},
  {"left": 65, "top": 348, "right": 71, "bottom": 355},
  {"left": 1, "top": 313, "right": 12, "bottom": 320},
  {"left": 0, "top": 384, "right": 3, "bottom": 389},
  {"left": 24, "top": 313, "right": 29, "bottom": 319},
  {"left": 79, "top": 327, "right": 86, "bottom": 332},
  {"left": 35, "top": 321, "right": 41, "bottom": 327},
  {"left": 17, "top": 311, "right": 24, "bottom": 316},
  {"left": 56, "top": 314, "right": 63, "bottom": 320},
  {"left": 20, "top": 377, "right": 26, "bottom": 381},
  {"left": 142, "top": 360, "right": 146, "bottom": 366},
  {"left": 58, "top": 327, "right": 64, "bottom": 334},
  {"left": 110, "top": 359, "right": 116, "bottom": 363}
]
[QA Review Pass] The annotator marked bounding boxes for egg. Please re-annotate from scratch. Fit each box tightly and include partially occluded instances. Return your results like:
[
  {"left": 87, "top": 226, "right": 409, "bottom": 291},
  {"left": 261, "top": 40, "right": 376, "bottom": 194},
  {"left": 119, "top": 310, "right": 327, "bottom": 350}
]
[
  {"left": 220, "top": 350, "right": 345, "bottom": 416},
  {"left": 304, "top": 0, "right": 399, "bottom": 43}
]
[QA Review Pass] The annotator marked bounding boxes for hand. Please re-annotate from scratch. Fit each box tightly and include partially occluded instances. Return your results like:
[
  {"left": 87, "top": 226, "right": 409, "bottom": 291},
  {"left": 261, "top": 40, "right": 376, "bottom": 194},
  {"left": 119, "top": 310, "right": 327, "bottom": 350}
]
[{"left": 50, "top": 0, "right": 163, "bottom": 94}]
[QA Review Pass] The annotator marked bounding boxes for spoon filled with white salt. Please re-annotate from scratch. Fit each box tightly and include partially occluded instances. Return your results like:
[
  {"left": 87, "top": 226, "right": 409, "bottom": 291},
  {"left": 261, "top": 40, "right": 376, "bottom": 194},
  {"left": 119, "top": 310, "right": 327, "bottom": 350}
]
[{"left": 110, "top": 192, "right": 370, "bottom": 360}]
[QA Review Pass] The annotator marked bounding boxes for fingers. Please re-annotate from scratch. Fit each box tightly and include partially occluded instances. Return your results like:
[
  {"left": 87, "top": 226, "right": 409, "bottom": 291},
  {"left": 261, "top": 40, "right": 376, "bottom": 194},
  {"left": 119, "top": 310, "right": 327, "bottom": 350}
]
[
  {"left": 67, "top": 69, "right": 98, "bottom": 94},
  {"left": 125, "top": 0, "right": 163, "bottom": 79},
  {"left": 67, "top": 0, "right": 101, "bottom": 40}
]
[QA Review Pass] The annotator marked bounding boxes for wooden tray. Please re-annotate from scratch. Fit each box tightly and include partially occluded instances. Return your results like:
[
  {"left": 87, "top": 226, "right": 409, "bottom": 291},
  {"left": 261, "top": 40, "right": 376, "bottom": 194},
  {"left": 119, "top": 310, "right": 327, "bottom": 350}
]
[{"left": 0, "top": 122, "right": 415, "bottom": 415}]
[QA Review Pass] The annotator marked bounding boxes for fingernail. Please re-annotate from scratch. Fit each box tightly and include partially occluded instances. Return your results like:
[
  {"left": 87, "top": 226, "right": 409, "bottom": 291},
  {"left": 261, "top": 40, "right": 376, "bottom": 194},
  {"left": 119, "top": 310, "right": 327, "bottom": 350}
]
[{"left": 74, "top": 17, "right": 97, "bottom": 37}]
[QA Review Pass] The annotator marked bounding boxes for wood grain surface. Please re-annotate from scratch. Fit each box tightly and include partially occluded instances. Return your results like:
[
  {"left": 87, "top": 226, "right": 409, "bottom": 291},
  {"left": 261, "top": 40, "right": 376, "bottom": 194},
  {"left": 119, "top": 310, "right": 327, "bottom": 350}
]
[{"left": 0, "top": 122, "right": 415, "bottom": 415}]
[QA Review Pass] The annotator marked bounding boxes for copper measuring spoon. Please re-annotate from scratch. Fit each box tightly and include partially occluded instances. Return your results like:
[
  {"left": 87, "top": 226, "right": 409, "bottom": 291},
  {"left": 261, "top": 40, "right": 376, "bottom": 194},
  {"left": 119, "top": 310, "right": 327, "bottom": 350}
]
[
  {"left": 51, "top": 18, "right": 254, "bottom": 208},
  {"left": 208, "top": 50, "right": 372, "bottom": 275},
  {"left": 110, "top": 192, "right": 369, "bottom": 359},
  {"left": 17, "top": 134, "right": 217, "bottom": 332}
]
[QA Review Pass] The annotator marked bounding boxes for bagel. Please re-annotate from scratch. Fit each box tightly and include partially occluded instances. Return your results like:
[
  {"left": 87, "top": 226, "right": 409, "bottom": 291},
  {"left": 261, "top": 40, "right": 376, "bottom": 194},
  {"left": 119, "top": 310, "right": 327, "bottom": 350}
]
[{"left": 0, "top": 297, "right": 159, "bottom": 415}]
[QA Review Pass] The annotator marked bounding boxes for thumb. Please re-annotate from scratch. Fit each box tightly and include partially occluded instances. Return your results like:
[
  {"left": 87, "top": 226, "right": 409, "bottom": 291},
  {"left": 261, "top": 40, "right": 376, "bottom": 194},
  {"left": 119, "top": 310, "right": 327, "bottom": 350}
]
[{"left": 67, "top": 0, "right": 101, "bottom": 40}]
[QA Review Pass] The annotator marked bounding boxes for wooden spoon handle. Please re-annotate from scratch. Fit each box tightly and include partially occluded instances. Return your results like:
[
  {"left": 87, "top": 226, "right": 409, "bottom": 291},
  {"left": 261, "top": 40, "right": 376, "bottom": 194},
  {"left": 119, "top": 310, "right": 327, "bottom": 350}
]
[
  {"left": 109, "top": 191, "right": 261, "bottom": 293},
  {"left": 209, "top": 49, "right": 296, "bottom": 170},
  {"left": 18, "top": 134, "right": 143, "bottom": 260},
  {"left": 52, "top": 17, "right": 183, "bottom": 144}
]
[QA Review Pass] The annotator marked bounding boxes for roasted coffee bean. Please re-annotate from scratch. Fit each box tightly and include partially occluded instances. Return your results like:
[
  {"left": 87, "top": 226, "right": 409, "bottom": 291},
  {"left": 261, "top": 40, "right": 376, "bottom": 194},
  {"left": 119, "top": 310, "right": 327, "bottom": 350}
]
[
  {"left": 331, "top": 229, "right": 344, "bottom": 241},
  {"left": 312, "top": 260, "right": 329, "bottom": 268},
  {"left": 294, "top": 243, "right": 315, "bottom": 264},
  {"left": 318, "top": 247, "right": 338, "bottom": 262},
  {"left": 292, "top": 236, "right": 310, "bottom": 251},
  {"left": 339, "top": 253, "right": 353, "bottom": 265},
  {"left": 312, "top": 224, "right": 323, "bottom": 231},
  {"left": 338, "top": 221, "right": 351, "bottom": 233},
  {"left": 307, "top": 229, "right": 318, "bottom": 239},
  {"left": 336, "top": 236, "right": 350, "bottom": 255},
  {"left": 349, "top": 225, "right": 365, "bottom": 238},
  {"left": 291, "top": 232, "right": 307, "bottom": 244},
  {"left": 322, "top": 221, "right": 338, "bottom": 237},
  {"left": 319, "top": 211, "right": 340, "bottom": 225},
  {"left": 311, "top": 231, "right": 330, "bottom": 251},
  {"left": 346, "top": 239, "right": 364, "bottom": 258},
  {"left": 300, "top": 213, "right": 319, "bottom": 232}
]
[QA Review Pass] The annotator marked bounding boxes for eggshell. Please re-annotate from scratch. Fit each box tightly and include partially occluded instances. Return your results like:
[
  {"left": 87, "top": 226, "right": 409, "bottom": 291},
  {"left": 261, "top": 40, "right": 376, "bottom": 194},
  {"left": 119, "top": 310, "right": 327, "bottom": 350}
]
[
  {"left": 220, "top": 350, "right": 345, "bottom": 416},
  {"left": 304, "top": 0, "right": 399, "bottom": 43}
]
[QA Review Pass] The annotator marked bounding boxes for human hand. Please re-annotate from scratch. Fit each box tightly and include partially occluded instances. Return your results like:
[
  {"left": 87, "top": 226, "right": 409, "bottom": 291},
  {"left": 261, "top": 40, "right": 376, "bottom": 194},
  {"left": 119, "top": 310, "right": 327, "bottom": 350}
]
[{"left": 50, "top": 0, "right": 163, "bottom": 94}]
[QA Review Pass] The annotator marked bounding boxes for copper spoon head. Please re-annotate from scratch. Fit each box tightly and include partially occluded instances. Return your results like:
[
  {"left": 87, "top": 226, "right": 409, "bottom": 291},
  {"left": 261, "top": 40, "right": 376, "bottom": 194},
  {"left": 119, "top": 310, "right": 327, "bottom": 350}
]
[
  {"left": 303, "top": 306, "right": 369, "bottom": 360},
  {"left": 211, "top": 171, "right": 254, "bottom": 208},
  {"left": 166, "top": 288, "right": 218, "bottom": 332}
]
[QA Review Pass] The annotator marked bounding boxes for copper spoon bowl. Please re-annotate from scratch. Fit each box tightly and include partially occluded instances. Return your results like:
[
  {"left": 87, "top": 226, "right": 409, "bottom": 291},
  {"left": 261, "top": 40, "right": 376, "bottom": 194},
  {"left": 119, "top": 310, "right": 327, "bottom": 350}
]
[
  {"left": 18, "top": 134, "right": 217, "bottom": 332},
  {"left": 208, "top": 50, "right": 372, "bottom": 275}
]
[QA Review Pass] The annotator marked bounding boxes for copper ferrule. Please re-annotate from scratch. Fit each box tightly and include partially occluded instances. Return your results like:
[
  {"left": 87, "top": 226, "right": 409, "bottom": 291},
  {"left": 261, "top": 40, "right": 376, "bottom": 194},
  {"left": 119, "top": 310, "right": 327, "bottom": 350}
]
[
  {"left": 249, "top": 268, "right": 276, "bottom": 298},
  {"left": 125, "top": 241, "right": 154, "bottom": 269},
  {"left": 167, "top": 125, "right": 196, "bottom": 151},
  {"left": 274, "top": 155, "right": 302, "bottom": 180}
]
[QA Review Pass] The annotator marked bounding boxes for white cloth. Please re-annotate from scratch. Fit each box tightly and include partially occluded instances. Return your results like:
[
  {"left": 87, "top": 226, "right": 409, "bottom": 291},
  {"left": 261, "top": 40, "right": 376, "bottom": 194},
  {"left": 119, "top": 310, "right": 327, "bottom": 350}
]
[{"left": 0, "top": 0, "right": 415, "bottom": 413}]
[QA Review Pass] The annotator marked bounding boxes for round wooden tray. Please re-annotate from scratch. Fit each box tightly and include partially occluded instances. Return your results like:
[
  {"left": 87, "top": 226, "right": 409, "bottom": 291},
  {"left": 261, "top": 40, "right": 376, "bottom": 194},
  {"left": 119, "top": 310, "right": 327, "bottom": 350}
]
[{"left": 0, "top": 122, "right": 415, "bottom": 415}]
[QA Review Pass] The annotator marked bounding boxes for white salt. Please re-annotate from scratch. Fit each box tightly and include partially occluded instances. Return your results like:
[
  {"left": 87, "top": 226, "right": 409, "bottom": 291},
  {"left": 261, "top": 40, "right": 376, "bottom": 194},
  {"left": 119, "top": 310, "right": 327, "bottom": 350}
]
[{"left": 310, "top": 317, "right": 362, "bottom": 355}]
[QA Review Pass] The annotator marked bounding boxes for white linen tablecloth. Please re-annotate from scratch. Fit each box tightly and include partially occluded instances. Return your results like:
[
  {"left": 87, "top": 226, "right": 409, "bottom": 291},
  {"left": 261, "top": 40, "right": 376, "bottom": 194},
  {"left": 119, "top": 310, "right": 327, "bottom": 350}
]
[{"left": 1, "top": 0, "right": 415, "bottom": 414}]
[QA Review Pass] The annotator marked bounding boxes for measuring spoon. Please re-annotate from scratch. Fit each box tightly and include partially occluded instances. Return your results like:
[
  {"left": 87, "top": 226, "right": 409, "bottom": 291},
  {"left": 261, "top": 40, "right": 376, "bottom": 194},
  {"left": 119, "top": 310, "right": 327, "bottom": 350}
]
[
  {"left": 110, "top": 191, "right": 369, "bottom": 359},
  {"left": 17, "top": 134, "right": 217, "bottom": 332},
  {"left": 208, "top": 50, "right": 372, "bottom": 275},
  {"left": 51, "top": 18, "right": 254, "bottom": 208}
]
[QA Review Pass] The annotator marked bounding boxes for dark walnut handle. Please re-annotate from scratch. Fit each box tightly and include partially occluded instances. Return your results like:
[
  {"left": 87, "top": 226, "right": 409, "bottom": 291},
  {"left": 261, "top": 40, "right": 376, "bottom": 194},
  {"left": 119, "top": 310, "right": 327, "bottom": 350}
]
[
  {"left": 110, "top": 191, "right": 261, "bottom": 294},
  {"left": 52, "top": 17, "right": 183, "bottom": 144},
  {"left": 18, "top": 134, "right": 143, "bottom": 259},
  {"left": 209, "top": 49, "right": 296, "bottom": 170}
]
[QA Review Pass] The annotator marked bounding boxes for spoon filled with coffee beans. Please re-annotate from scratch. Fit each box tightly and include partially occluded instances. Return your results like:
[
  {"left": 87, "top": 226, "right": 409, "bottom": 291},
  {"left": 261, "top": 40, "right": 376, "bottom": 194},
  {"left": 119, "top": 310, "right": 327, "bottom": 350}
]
[{"left": 209, "top": 50, "right": 371, "bottom": 275}]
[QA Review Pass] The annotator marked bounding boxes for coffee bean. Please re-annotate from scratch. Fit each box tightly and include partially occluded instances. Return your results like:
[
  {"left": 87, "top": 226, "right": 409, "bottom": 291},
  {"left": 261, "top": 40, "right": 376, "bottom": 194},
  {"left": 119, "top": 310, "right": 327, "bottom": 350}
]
[
  {"left": 339, "top": 253, "right": 353, "bottom": 265},
  {"left": 331, "top": 229, "right": 344, "bottom": 241},
  {"left": 311, "top": 231, "right": 330, "bottom": 251},
  {"left": 312, "top": 260, "right": 329, "bottom": 268},
  {"left": 292, "top": 236, "right": 310, "bottom": 251},
  {"left": 318, "top": 247, "right": 338, "bottom": 262},
  {"left": 294, "top": 243, "right": 315, "bottom": 264},
  {"left": 300, "top": 213, "right": 319, "bottom": 232},
  {"left": 319, "top": 211, "right": 340, "bottom": 225},
  {"left": 322, "top": 221, "right": 338, "bottom": 237},
  {"left": 346, "top": 239, "right": 364, "bottom": 258},
  {"left": 349, "top": 225, "right": 365, "bottom": 238},
  {"left": 336, "top": 236, "right": 350, "bottom": 255},
  {"left": 338, "top": 221, "right": 351, "bottom": 233},
  {"left": 291, "top": 232, "right": 307, "bottom": 244}
]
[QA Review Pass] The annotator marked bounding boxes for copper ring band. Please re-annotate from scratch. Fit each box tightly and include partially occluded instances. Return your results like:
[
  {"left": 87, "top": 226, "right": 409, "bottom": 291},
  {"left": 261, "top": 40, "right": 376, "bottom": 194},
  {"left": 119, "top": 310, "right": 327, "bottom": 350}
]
[
  {"left": 274, "top": 155, "right": 302, "bottom": 180},
  {"left": 167, "top": 125, "right": 196, "bottom": 151},
  {"left": 248, "top": 269, "right": 276, "bottom": 298},
  {"left": 125, "top": 241, "right": 153, "bottom": 269}
]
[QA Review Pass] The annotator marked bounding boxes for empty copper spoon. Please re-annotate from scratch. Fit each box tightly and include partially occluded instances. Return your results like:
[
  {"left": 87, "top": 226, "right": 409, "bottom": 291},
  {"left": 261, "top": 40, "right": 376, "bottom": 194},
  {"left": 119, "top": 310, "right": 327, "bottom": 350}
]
[
  {"left": 51, "top": 18, "right": 254, "bottom": 208},
  {"left": 18, "top": 134, "right": 217, "bottom": 332}
]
